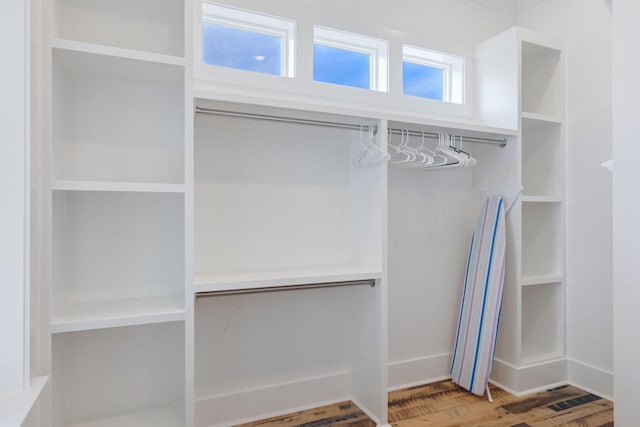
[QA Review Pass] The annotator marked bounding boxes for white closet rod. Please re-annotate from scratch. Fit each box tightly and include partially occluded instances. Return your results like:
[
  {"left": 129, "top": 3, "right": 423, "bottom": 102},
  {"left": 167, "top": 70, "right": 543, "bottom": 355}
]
[
  {"left": 195, "top": 107, "right": 378, "bottom": 134},
  {"left": 388, "top": 128, "right": 507, "bottom": 147},
  {"left": 195, "top": 107, "right": 507, "bottom": 146},
  {"left": 196, "top": 279, "right": 376, "bottom": 298}
]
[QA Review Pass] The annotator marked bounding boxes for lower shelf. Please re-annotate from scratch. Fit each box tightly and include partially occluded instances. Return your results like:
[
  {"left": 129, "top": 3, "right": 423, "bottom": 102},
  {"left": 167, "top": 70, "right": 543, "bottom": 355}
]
[
  {"left": 64, "top": 403, "right": 184, "bottom": 427},
  {"left": 51, "top": 295, "right": 185, "bottom": 333}
]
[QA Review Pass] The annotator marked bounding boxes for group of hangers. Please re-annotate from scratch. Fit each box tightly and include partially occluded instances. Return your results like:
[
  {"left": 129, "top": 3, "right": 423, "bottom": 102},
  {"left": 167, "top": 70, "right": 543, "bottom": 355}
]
[
  {"left": 387, "top": 130, "right": 477, "bottom": 170},
  {"left": 354, "top": 127, "right": 478, "bottom": 169}
]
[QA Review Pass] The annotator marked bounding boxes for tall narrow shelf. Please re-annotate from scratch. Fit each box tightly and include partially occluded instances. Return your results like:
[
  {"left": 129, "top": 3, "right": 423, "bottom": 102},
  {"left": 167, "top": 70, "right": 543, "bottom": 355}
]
[
  {"left": 48, "top": 1, "right": 188, "bottom": 425},
  {"left": 519, "top": 34, "right": 565, "bottom": 370}
]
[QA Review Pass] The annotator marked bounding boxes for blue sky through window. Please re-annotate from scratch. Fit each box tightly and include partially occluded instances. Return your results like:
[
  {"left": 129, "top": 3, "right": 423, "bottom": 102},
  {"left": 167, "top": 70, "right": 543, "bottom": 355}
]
[
  {"left": 313, "top": 44, "right": 370, "bottom": 90},
  {"left": 202, "top": 23, "right": 282, "bottom": 75},
  {"left": 403, "top": 62, "right": 445, "bottom": 101}
]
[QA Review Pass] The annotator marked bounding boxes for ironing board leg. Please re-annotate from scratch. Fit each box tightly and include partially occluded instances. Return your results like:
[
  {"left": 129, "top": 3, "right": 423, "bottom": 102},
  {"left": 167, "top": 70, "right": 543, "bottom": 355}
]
[{"left": 487, "top": 385, "right": 494, "bottom": 403}]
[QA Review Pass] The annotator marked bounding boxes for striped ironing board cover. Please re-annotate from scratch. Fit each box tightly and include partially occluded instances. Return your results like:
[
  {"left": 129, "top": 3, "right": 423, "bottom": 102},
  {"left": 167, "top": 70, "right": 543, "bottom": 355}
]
[{"left": 451, "top": 195, "right": 506, "bottom": 396}]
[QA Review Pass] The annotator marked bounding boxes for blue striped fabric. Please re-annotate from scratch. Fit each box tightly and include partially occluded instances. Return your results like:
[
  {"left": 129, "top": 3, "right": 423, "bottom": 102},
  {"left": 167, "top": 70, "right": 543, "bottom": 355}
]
[{"left": 451, "top": 195, "right": 506, "bottom": 396}]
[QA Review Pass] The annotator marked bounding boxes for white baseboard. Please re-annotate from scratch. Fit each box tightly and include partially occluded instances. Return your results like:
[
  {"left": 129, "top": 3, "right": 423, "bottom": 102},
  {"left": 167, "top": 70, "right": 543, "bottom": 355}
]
[
  {"left": 388, "top": 353, "right": 453, "bottom": 391},
  {"left": 490, "top": 357, "right": 568, "bottom": 395},
  {"left": 195, "top": 354, "right": 590, "bottom": 426},
  {"left": 567, "top": 358, "right": 614, "bottom": 401},
  {"left": 195, "top": 370, "right": 351, "bottom": 427}
]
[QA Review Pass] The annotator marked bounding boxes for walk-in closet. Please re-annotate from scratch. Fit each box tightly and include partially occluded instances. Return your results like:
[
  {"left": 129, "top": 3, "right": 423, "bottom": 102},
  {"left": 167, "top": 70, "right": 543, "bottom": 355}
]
[{"left": 3, "top": 0, "right": 628, "bottom": 426}]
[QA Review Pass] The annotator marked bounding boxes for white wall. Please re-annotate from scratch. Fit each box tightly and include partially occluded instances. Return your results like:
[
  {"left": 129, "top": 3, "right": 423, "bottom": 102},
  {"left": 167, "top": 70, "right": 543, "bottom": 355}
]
[
  {"left": 612, "top": 0, "right": 640, "bottom": 424},
  {"left": 0, "top": 0, "right": 29, "bottom": 394},
  {"left": 517, "top": 0, "right": 614, "bottom": 398}
]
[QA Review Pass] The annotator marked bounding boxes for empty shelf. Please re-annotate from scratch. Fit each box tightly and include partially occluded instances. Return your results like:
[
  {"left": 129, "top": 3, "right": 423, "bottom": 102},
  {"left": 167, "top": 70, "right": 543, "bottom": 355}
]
[
  {"left": 52, "top": 38, "right": 185, "bottom": 67},
  {"left": 521, "top": 274, "right": 564, "bottom": 287},
  {"left": 522, "top": 195, "right": 563, "bottom": 203},
  {"left": 52, "top": 180, "right": 185, "bottom": 193},
  {"left": 51, "top": 296, "right": 185, "bottom": 333},
  {"left": 521, "top": 111, "right": 563, "bottom": 124}
]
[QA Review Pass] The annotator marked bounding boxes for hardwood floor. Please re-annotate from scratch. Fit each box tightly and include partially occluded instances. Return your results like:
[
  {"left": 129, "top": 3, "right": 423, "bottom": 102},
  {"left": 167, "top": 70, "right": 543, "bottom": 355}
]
[{"left": 238, "top": 380, "right": 613, "bottom": 427}]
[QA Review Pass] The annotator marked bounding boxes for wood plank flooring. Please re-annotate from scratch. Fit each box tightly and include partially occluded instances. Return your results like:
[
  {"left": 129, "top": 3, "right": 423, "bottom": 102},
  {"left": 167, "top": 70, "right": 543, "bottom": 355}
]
[{"left": 238, "top": 380, "right": 613, "bottom": 427}]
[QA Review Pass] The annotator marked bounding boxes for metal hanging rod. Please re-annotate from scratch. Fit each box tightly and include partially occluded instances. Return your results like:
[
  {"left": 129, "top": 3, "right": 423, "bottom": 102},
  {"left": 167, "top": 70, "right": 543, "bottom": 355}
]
[
  {"left": 195, "top": 107, "right": 506, "bottom": 147},
  {"left": 195, "top": 107, "right": 378, "bottom": 134},
  {"left": 196, "top": 279, "right": 376, "bottom": 298},
  {"left": 388, "top": 127, "right": 507, "bottom": 147}
]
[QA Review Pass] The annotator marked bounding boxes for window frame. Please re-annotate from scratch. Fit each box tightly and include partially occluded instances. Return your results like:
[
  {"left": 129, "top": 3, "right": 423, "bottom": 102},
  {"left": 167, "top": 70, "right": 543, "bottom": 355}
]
[
  {"left": 403, "top": 45, "right": 464, "bottom": 104},
  {"left": 313, "top": 25, "right": 388, "bottom": 92},
  {"left": 201, "top": 1, "right": 296, "bottom": 77}
]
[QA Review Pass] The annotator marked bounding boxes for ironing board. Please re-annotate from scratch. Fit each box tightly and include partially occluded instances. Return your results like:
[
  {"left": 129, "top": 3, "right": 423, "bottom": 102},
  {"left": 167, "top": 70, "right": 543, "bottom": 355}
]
[{"left": 451, "top": 195, "right": 506, "bottom": 398}]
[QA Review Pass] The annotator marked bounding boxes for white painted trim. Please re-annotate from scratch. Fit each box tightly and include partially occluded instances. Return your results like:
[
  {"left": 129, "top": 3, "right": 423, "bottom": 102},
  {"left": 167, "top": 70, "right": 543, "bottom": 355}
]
[
  {"left": 567, "top": 359, "right": 614, "bottom": 401},
  {"left": 490, "top": 357, "right": 568, "bottom": 395},
  {"left": 387, "top": 353, "right": 453, "bottom": 390},
  {"left": 0, "top": 0, "right": 30, "bottom": 394},
  {"left": 195, "top": 370, "right": 351, "bottom": 427}
]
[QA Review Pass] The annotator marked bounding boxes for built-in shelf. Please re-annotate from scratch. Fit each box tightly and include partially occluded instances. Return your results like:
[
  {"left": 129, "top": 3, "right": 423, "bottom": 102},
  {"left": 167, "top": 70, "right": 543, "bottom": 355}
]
[
  {"left": 521, "top": 274, "right": 564, "bottom": 287},
  {"left": 63, "top": 403, "right": 184, "bottom": 427},
  {"left": 521, "top": 282, "right": 564, "bottom": 366},
  {"left": 52, "top": 38, "right": 185, "bottom": 67},
  {"left": 53, "top": 48, "right": 184, "bottom": 184},
  {"left": 51, "top": 295, "right": 185, "bottom": 333},
  {"left": 522, "top": 202, "right": 563, "bottom": 277},
  {"left": 52, "top": 180, "right": 185, "bottom": 193},
  {"left": 521, "top": 111, "right": 562, "bottom": 124},
  {"left": 54, "top": 0, "right": 185, "bottom": 57},
  {"left": 521, "top": 195, "right": 563, "bottom": 203},
  {"left": 195, "top": 265, "right": 382, "bottom": 293}
]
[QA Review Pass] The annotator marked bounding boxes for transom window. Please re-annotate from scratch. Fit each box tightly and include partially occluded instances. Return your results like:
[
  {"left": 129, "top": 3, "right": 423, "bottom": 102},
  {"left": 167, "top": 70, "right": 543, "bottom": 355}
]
[
  {"left": 313, "top": 26, "right": 388, "bottom": 92},
  {"left": 201, "top": 2, "right": 295, "bottom": 77},
  {"left": 403, "top": 45, "right": 464, "bottom": 104}
]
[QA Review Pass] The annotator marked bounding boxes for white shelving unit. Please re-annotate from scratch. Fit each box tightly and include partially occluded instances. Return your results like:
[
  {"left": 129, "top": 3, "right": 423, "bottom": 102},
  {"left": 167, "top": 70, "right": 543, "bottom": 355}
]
[
  {"left": 473, "top": 27, "right": 566, "bottom": 394},
  {"left": 519, "top": 34, "right": 566, "bottom": 369},
  {"left": 47, "top": 1, "right": 189, "bottom": 426}
]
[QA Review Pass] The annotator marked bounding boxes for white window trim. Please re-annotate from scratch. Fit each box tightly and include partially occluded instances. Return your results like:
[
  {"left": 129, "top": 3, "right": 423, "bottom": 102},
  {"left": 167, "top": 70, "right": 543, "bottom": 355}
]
[
  {"left": 313, "top": 26, "right": 388, "bottom": 92},
  {"left": 403, "top": 45, "right": 464, "bottom": 104},
  {"left": 202, "top": 1, "right": 296, "bottom": 77}
]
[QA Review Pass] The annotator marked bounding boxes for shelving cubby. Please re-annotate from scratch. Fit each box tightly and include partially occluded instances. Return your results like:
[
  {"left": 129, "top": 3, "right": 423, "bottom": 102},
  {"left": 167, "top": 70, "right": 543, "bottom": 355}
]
[
  {"left": 52, "top": 47, "right": 185, "bottom": 185},
  {"left": 521, "top": 41, "right": 562, "bottom": 118},
  {"left": 521, "top": 200, "right": 563, "bottom": 279},
  {"left": 521, "top": 282, "right": 564, "bottom": 365},
  {"left": 193, "top": 102, "right": 384, "bottom": 292},
  {"left": 53, "top": 0, "right": 185, "bottom": 57},
  {"left": 51, "top": 191, "right": 185, "bottom": 332},
  {"left": 521, "top": 117, "right": 563, "bottom": 198},
  {"left": 52, "top": 322, "right": 185, "bottom": 427}
]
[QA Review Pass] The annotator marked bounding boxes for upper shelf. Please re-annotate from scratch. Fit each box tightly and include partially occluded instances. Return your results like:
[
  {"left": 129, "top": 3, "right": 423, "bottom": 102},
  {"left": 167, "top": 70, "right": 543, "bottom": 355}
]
[
  {"left": 521, "top": 111, "right": 563, "bottom": 124},
  {"left": 54, "top": 0, "right": 185, "bottom": 57},
  {"left": 52, "top": 39, "right": 185, "bottom": 67}
]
